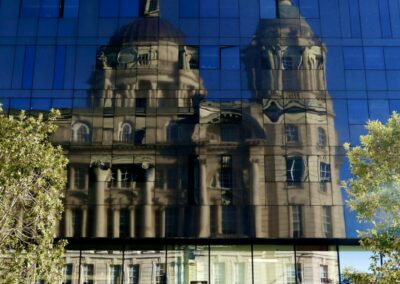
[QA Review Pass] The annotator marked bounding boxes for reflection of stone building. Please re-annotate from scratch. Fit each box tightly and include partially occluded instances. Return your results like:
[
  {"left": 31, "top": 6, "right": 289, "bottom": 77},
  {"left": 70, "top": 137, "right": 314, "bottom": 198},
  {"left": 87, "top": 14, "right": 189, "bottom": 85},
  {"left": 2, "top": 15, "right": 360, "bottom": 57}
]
[{"left": 54, "top": 0, "right": 345, "bottom": 241}]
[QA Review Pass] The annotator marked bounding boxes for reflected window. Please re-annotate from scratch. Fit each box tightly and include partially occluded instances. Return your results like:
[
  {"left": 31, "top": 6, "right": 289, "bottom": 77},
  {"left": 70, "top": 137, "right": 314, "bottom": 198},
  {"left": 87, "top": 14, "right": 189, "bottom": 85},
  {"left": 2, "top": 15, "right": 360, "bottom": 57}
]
[
  {"left": 119, "top": 122, "right": 133, "bottom": 143},
  {"left": 109, "top": 265, "right": 122, "bottom": 284},
  {"left": 318, "top": 127, "right": 327, "bottom": 147},
  {"left": 82, "top": 264, "right": 94, "bottom": 284},
  {"left": 72, "top": 209, "right": 82, "bottom": 237},
  {"left": 292, "top": 205, "right": 303, "bottom": 238},
  {"left": 320, "top": 162, "right": 331, "bottom": 184},
  {"left": 220, "top": 155, "right": 233, "bottom": 189},
  {"left": 135, "top": 98, "right": 147, "bottom": 113},
  {"left": 213, "top": 263, "right": 226, "bottom": 284},
  {"left": 286, "top": 263, "right": 301, "bottom": 284},
  {"left": 155, "top": 264, "right": 166, "bottom": 284},
  {"left": 120, "top": 208, "right": 130, "bottom": 238},
  {"left": 320, "top": 265, "right": 329, "bottom": 283},
  {"left": 74, "top": 167, "right": 86, "bottom": 189},
  {"left": 222, "top": 206, "right": 236, "bottom": 234},
  {"left": 282, "top": 47, "right": 302, "bottom": 70},
  {"left": 221, "top": 125, "right": 238, "bottom": 142},
  {"left": 62, "top": 264, "right": 73, "bottom": 284},
  {"left": 234, "top": 263, "right": 245, "bottom": 284},
  {"left": 322, "top": 206, "right": 332, "bottom": 238},
  {"left": 285, "top": 124, "right": 299, "bottom": 143},
  {"left": 72, "top": 122, "right": 91, "bottom": 144},
  {"left": 167, "top": 122, "right": 179, "bottom": 142},
  {"left": 179, "top": 46, "right": 199, "bottom": 69},
  {"left": 166, "top": 207, "right": 179, "bottom": 237},
  {"left": 286, "top": 156, "right": 304, "bottom": 186},
  {"left": 128, "top": 265, "right": 140, "bottom": 284},
  {"left": 121, "top": 170, "right": 132, "bottom": 188}
]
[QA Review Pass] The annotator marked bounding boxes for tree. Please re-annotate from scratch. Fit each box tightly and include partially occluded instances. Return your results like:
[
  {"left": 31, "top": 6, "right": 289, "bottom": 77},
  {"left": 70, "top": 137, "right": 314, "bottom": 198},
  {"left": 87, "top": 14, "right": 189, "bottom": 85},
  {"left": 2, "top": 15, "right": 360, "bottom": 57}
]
[
  {"left": 0, "top": 109, "right": 67, "bottom": 283},
  {"left": 343, "top": 112, "right": 400, "bottom": 283}
]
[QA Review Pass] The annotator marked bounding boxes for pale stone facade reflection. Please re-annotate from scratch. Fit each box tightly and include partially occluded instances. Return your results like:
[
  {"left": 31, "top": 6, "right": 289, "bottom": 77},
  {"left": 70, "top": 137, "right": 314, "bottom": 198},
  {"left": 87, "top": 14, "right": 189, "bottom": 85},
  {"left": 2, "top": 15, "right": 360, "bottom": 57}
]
[{"left": 54, "top": 0, "right": 345, "bottom": 240}]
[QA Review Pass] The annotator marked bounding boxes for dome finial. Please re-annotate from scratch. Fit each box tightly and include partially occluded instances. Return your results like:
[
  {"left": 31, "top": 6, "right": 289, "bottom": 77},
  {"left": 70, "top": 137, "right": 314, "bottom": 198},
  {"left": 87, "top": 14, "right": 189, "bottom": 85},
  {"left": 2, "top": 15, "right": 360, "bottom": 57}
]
[{"left": 144, "top": 0, "right": 159, "bottom": 17}]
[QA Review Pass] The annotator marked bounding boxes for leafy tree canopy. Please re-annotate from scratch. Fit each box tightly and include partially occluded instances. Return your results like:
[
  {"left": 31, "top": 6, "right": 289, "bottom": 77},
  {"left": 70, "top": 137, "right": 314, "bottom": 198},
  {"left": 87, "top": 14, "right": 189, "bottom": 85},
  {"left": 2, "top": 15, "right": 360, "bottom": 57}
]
[
  {"left": 0, "top": 109, "right": 67, "bottom": 283},
  {"left": 344, "top": 112, "right": 400, "bottom": 282}
]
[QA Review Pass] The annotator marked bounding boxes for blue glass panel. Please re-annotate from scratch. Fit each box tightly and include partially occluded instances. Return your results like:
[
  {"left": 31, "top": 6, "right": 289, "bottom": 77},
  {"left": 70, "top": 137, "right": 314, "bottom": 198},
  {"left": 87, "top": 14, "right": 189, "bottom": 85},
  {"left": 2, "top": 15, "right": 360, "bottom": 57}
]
[
  {"left": 326, "top": 47, "right": 345, "bottom": 90},
  {"left": 52, "top": 98, "right": 73, "bottom": 109},
  {"left": 239, "top": 0, "right": 259, "bottom": 19},
  {"left": 386, "top": 71, "right": 400, "bottom": 90},
  {"left": 31, "top": 98, "right": 52, "bottom": 111},
  {"left": 40, "top": 0, "right": 60, "bottom": 17},
  {"left": 200, "top": 70, "right": 220, "bottom": 89},
  {"left": 338, "top": 0, "right": 351, "bottom": 37},
  {"left": 120, "top": 0, "right": 138, "bottom": 17},
  {"left": 220, "top": 70, "right": 240, "bottom": 90},
  {"left": 365, "top": 71, "right": 386, "bottom": 91},
  {"left": 10, "top": 98, "right": 30, "bottom": 111},
  {"left": 320, "top": 0, "right": 341, "bottom": 37},
  {"left": 390, "top": 100, "right": 400, "bottom": 112},
  {"left": 389, "top": 0, "right": 400, "bottom": 37},
  {"left": 343, "top": 47, "right": 364, "bottom": 69},
  {"left": 220, "top": 19, "right": 239, "bottom": 38},
  {"left": 53, "top": 46, "right": 66, "bottom": 89},
  {"left": 200, "top": 19, "right": 219, "bottom": 37},
  {"left": 179, "top": 19, "right": 199, "bottom": 37},
  {"left": 364, "top": 47, "right": 384, "bottom": 69},
  {"left": 260, "top": 0, "right": 276, "bottom": 19},
  {"left": 200, "top": 46, "right": 219, "bottom": 69},
  {"left": 345, "top": 70, "right": 366, "bottom": 91},
  {"left": 299, "top": 0, "right": 319, "bottom": 18},
  {"left": 369, "top": 100, "right": 390, "bottom": 121},
  {"left": 348, "top": 0, "right": 361, "bottom": 37},
  {"left": 384, "top": 47, "right": 400, "bottom": 69},
  {"left": 379, "top": 0, "right": 392, "bottom": 37},
  {"left": 12, "top": 47, "right": 25, "bottom": 89},
  {"left": 99, "top": 0, "right": 118, "bottom": 17},
  {"left": 200, "top": 0, "right": 218, "bottom": 17},
  {"left": 22, "top": 46, "right": 35, "bottom": 89},
  {"left": 221, "top": 47, "right": 240, "bottom": 70},
  {"left": 220, "top": 0, "right": 239, "bottom": 17},
  {"left": 63, "top": 46, "right": 76, "bottom": 89},
  {"left": 64, "top": 0, "right": 79, "bottom": 18},
  {"left": 74, "top": 46, "right": 96, "bottom": 89},
  {"left": 359, "top": 0, "right": 381, "bottom": 38},
  {"left": 0, "top": 47, "right": 14, "bottom": 89},
  {"left": 33, "top": 46, "right": 55, "bottom": 89},
  {"left": 179, "top": 0, "right": 199, "bottom": 17},
  {"left": 348, "top": 100, "right": 369, "bottom": 124},
  {"left": 21, "top": 0, "right": 40, "bottom": 16}
]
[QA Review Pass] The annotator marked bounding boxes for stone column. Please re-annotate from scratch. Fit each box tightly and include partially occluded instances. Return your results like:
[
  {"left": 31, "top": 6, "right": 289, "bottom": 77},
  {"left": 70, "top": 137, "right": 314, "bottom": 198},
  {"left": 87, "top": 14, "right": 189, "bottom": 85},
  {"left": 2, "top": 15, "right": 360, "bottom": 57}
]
[
  {"left": 93, "top": 163, "right": 111, "bottom": 237},
  {"left": 113, "top": 207, "right": 120, "bottom": 238},
  {"left": 129, "top": 206, "right": 135, "bottom": 238},
  {"left": 159, "top": 207, "right": 166, "bottom": 238},
  {"left": 216, "top": 205, "right": 223, "bottom": 235},
  {"left": 250, "top": 158, "right": 262, "bottom": 237},
  {"left": 198, "top": 157, "right": 210, "bottom": 237},
  {"left": 117, "top": 168, "right": 122, "bottom": 188},
  {"left": 143, "top": 164, "right": 155, "bottom": 237},
  {"left": 81, "top": 207, "right": 88, "bottom": 237},
  {"left": 64, "top": 207, "right": 72, "bottom": 237}
]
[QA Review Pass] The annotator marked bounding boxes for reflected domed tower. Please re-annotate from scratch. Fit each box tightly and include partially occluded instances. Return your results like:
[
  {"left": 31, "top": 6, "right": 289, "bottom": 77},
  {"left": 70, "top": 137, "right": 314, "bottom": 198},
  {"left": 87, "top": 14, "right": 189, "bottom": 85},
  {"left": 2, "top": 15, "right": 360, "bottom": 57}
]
[{"left": 243, "top": 0, "right": 345, "bottom": 237}]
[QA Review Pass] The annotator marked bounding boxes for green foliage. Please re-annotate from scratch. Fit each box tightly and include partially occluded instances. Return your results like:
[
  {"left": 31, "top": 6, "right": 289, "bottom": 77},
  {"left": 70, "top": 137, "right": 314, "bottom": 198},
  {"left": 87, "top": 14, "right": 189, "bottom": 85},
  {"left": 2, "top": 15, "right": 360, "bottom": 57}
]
[
  {"left": 343, "top": 112, "right": 400, "bottom": 282},
  {"left": 0, "top": 109, "right": 67, "bottom": 283}
]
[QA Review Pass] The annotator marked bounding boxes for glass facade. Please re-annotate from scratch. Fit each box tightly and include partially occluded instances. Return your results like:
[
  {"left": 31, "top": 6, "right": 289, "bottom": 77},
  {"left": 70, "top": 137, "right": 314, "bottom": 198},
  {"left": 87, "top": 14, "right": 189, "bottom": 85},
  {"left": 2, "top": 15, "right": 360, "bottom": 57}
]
[{"left": 1, "top": 0, "right": 398, "bottom": 282}]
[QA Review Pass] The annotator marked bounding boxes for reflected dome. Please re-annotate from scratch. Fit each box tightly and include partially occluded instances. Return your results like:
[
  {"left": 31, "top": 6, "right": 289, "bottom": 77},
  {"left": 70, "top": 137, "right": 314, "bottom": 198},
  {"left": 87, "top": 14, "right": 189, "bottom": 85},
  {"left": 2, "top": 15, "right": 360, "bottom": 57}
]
[{"left": 109, "top": 17, "right": 184, "bottom": 45}]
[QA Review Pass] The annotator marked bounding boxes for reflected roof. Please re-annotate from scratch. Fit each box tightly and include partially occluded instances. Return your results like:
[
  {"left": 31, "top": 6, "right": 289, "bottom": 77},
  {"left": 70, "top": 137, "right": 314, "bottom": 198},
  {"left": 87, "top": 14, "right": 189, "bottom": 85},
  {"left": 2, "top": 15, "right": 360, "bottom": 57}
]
[{"left": 109, "top": 17, "right": 184, "bottom": 45}]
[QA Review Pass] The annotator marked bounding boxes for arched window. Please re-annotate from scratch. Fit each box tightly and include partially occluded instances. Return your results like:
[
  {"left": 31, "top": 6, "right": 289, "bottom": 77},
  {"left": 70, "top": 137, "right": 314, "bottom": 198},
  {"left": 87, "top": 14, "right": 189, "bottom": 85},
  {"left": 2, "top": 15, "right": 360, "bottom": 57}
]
[
  {"left": 72, "top": 122, "right": 91, "bottom": 143},
  {"left": 119, "top": 122, "right": 133, "bottom": 143},
  {"left": 317, "top": 127, "right": 327, "bottom": 147}
]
